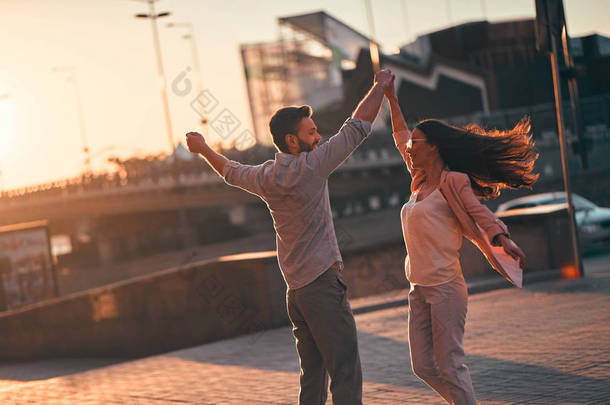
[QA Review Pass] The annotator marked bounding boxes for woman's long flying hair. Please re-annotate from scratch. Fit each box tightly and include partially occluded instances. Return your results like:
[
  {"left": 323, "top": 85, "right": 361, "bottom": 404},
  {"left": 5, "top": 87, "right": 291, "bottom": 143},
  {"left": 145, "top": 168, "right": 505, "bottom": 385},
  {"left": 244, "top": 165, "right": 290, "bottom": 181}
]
[{"left": 415, "top": 117, "right": 539, "bottom": 199}]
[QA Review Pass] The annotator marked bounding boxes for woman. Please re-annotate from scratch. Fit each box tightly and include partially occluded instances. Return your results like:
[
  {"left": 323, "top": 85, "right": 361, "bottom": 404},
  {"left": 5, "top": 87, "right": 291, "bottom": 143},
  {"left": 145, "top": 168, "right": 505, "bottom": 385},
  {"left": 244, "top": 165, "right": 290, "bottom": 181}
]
[{"left": 385, "top": 82, "right": 539, "bottom": 405}]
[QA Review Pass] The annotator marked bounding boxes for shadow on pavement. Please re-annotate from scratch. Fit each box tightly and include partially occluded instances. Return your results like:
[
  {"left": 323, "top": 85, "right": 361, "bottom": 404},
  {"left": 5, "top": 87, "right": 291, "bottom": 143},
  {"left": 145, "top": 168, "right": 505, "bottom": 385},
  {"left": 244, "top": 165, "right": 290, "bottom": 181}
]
[
  {"left": 0, "top": 358, "right": 126, "bottom": 382},
  {"left": 165, "top": 327, "right": 609, "bottom": 404}
]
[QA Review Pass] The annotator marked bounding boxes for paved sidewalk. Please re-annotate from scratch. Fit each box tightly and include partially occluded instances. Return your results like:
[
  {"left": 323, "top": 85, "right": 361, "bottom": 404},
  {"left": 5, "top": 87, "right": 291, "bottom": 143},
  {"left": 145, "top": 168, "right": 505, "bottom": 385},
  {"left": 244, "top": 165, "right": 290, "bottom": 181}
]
[{"left": 1, "top": 256, "right": 609, "bottom": 404}]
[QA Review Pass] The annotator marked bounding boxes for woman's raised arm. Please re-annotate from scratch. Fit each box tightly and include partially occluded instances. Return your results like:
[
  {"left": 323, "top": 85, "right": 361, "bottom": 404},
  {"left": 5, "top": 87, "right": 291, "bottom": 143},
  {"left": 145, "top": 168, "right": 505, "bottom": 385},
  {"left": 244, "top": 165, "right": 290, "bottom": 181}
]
[
  {"left": 385, "top": 82, "right": 424, "bottom": 190},
  {"left": 386, "top": 81, "right": 410, "bottom": 146}
]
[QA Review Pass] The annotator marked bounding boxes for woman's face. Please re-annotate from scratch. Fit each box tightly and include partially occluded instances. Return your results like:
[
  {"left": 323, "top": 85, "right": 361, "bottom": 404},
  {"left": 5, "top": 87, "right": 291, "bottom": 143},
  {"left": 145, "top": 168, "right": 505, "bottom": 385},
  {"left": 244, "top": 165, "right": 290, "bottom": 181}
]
[{"left": 405, "top": 128, "right": 438, "bottom": 169}]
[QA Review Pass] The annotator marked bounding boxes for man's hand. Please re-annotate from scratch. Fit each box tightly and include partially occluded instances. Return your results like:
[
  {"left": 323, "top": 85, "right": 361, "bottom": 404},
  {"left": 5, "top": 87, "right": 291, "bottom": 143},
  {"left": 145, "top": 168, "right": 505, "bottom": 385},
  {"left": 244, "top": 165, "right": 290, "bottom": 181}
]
[
  {"left": 497, "top": 234, "right": 525, "bottom": 269},
  {"left": 185, "top": 131, "right": 229, "bottom": 175},
  {"left": 186, "top": 131, "right": 206, "bottom": 154},
  {"left": 352, "top": 69, "right": 394, "bottom": 123},
  {"left": 374, "top": 69, "right": 395, "bottom": 90}
]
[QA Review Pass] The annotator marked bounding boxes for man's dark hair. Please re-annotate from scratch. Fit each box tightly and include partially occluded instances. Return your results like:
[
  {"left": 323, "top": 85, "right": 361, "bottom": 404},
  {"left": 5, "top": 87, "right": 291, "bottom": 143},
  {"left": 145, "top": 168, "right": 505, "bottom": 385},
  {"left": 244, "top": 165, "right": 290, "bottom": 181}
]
[{"left": 269, "top": 105, "right": 312, "bottom": 153}]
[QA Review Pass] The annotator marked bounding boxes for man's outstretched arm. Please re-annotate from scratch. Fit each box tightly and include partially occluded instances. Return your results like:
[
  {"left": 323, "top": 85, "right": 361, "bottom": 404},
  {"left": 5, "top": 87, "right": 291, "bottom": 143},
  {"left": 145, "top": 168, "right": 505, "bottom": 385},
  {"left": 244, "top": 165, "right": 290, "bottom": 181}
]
[
  {"left": 306, "top": 69, "right": 395, "bottom": 178},
  {"left": 186, "top": 132, "right": 266, "bottom": 197},
  {"left": 185, "top": 132, "right": 229, "bottom": 176}
]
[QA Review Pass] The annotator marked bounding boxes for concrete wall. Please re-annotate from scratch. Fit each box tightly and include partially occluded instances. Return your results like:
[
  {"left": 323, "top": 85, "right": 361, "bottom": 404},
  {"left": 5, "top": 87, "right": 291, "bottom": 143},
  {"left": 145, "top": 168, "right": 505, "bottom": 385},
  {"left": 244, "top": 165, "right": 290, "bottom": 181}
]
[
  {"left": 339, "top": 206, "right": 574, "bottom": 295},
  {"left": 459, "top": 205, "right": 575, "bottom": 277},
  {"left": 0, "top": 252, "right": 287, "bottom": 360},
  {"left": 0, "top": 207, "right": 573, "bottom": 360}
]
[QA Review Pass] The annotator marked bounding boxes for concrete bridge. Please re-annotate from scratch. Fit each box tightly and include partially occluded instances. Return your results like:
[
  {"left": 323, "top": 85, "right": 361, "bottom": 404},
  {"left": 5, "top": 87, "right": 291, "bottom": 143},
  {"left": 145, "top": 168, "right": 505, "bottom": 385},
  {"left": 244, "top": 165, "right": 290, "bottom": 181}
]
[{"left": 2, "top": 130, "right": 609, "bottom": 271}]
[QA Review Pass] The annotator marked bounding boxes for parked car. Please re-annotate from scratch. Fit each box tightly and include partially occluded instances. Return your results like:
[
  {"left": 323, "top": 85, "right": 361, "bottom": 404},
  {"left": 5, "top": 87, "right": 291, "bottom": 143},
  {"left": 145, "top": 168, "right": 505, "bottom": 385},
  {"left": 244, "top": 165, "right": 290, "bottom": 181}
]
[{"left": 496, "top": 192, "right": 610, "bottom": 252}]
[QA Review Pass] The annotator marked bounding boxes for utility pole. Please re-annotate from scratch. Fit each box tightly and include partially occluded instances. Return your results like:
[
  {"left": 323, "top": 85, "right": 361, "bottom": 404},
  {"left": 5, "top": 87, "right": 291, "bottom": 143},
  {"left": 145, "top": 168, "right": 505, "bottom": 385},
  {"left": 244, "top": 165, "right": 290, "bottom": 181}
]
[
  {"left": 535, "top": 0, "right": 583, "bottom": 277},
  {"left": 52, "top": 67, "right": 92, "bottom": 175},
  {"left": 364, "top": 0, "right": 380, "bottom": 73},
  {"left": 560, "top": 24, "right": 588, "bottom": 169},
  {"left": 167, "top": 22, "right": 209, "bottom": 136},
  {"left": 133, "top": 0, "right": 174, "bottom": 156}
]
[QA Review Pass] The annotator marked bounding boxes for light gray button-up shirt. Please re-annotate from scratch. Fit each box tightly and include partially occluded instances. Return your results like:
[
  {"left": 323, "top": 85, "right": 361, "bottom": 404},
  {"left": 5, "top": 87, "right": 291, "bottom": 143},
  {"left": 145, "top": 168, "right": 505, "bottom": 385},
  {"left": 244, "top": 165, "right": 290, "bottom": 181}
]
[{"left": 222, "top": 118, "right": 372, "bottom": 289}]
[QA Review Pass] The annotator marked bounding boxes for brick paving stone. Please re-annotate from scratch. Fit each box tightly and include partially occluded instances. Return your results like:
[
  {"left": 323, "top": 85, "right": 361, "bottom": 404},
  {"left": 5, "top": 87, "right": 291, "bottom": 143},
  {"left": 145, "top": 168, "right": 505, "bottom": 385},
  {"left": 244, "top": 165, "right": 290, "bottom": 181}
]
[{"left": 0, "top": 255, "right": 609, "bottom": 404}]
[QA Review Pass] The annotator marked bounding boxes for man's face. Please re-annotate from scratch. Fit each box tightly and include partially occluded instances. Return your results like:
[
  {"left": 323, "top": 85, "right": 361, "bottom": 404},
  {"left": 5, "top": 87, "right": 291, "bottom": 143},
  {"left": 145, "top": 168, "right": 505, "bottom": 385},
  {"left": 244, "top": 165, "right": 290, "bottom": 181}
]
[{"left": 294, "top": 117, "right": 322, "bottom": 153}]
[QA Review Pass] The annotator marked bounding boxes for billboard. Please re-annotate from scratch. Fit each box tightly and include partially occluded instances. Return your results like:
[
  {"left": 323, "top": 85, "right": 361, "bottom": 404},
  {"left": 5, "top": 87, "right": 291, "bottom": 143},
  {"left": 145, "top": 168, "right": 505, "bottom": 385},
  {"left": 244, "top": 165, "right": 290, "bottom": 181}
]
[{"left": 0, "top": 220, "right": 57, "bottom": 311}]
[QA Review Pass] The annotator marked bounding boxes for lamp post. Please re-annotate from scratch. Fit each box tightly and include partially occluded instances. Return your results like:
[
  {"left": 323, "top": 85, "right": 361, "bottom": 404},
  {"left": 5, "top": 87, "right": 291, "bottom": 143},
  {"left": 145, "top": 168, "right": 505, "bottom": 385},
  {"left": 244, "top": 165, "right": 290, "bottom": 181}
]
[
  {"left": 52, "top": 67, "right": 92, "bottom": 175},
  {"left": 166, "top": 21, "right": 208, "bottom": 135},
  {"left": 535, "top": 0, "right": 583, "bottom": 277},
  {"left": 133, "top": 0, "right": 175, "bottom": 156}
]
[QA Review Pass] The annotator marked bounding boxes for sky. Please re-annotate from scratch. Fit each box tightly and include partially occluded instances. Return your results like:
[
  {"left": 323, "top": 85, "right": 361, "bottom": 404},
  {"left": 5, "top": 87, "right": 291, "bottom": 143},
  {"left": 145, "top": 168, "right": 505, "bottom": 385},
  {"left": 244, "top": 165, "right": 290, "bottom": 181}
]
[{"left": 0, "top": 0, "right": 608, "bottom": 190}]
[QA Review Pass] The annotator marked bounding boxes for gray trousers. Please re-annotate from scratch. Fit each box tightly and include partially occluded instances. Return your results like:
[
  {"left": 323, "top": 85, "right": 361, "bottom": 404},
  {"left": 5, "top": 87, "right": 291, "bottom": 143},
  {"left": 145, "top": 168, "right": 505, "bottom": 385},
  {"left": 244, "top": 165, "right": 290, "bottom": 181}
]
[
  {"left": 286, "top": 268, "right": 363, "bottom": 405},
  {"left": 408, "top": 275, "right": 477, "bottom": 405}
]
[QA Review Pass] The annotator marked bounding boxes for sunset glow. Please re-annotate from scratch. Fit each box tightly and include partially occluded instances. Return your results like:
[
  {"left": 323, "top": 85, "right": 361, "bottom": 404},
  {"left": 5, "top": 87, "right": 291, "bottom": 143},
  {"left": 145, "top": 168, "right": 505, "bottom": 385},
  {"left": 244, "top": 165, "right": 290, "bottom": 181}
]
[{"left": 0, "top": 0, "right": 608, "bottom": 190}]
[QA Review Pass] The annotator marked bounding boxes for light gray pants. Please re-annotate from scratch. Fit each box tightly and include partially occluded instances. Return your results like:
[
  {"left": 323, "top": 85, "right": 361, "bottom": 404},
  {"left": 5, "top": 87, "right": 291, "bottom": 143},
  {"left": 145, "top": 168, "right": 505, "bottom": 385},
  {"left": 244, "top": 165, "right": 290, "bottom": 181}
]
[
  {"left": 408, "top": 275, "right": 477, "bottom": 405},
  {"left": 286, "top": 268, "right": 363, "bottom": 405}
]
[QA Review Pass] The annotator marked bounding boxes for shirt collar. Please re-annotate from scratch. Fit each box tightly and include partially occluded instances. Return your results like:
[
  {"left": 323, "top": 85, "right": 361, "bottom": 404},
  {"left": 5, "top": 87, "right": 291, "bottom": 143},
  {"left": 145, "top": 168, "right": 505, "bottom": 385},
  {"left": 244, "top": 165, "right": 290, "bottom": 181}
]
[{"left": 275, "top": 151, "right": 299, "bottom": 164}]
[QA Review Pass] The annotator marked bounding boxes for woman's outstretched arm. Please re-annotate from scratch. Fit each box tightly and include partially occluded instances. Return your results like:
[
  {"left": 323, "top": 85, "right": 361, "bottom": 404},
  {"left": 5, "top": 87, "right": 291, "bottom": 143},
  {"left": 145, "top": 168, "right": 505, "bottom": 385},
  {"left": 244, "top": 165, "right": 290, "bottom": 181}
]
[
  {"left": 386, "top": 79, "right": 410, "bottom": 145},
  {"left": 385, "top": 80, "right": 424, "bottom": 190}
]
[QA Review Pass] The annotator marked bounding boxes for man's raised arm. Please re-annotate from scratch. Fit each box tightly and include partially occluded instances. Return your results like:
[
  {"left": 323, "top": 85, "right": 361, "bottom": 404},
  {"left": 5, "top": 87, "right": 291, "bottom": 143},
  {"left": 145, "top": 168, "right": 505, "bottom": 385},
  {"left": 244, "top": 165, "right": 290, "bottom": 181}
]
[
  {"left": 352, "top": 69, "right": 394, "bottom": 123},
  {"left": 306, "top": 69, "right": 395, "bottom": 178}
]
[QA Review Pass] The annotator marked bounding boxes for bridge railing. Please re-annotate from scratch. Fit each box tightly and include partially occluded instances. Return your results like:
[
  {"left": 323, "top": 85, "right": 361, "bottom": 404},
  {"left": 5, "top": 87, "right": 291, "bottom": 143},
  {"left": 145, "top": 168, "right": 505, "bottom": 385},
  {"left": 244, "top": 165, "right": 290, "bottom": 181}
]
[{"left": 0, "top": 170, "right": 224, "bottom": 205}]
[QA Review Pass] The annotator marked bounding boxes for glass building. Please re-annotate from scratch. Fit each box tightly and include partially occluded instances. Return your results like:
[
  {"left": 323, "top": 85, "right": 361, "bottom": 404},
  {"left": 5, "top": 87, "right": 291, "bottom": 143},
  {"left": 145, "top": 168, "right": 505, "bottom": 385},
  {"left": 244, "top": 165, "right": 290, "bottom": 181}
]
[{"left": 240, "top": 11, "right": 372, "bottom": 142}]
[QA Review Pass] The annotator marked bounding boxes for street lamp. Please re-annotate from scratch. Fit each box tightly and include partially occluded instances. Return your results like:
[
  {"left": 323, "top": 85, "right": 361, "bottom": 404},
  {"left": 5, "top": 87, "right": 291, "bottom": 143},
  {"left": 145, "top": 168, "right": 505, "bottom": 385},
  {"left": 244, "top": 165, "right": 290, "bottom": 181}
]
[
  {"left": 132, "top": 0, "right": 175, "bottom": 156},
  {"left": 166, "top": 21, "right": 208, "bottom": 135},
  {"left": 52, "top": 67, "right": 92, "bottom": 175}
]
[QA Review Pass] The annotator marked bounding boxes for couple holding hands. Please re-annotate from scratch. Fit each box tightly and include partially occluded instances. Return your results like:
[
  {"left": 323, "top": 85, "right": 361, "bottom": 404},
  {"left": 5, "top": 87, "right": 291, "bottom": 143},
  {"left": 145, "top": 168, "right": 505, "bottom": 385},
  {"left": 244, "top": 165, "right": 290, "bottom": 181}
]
[{"left": 186, "top": 69, "right": 538, "bottom": 404}]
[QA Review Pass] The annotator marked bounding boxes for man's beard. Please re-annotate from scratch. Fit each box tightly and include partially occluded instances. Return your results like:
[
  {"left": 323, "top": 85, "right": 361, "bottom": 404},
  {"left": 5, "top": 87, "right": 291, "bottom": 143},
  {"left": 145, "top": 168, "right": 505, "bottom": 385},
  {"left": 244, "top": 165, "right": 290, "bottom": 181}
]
[{"left": 297, "top": 138, "right": 314, "bottom": 153}]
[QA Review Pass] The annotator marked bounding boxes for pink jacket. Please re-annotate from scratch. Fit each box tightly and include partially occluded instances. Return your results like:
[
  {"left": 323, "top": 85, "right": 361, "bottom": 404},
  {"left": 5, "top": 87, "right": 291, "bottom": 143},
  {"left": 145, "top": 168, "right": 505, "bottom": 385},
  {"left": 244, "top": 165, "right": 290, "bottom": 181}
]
[{"left": 395, "top": 131, "right": 522, "bottom": 287}]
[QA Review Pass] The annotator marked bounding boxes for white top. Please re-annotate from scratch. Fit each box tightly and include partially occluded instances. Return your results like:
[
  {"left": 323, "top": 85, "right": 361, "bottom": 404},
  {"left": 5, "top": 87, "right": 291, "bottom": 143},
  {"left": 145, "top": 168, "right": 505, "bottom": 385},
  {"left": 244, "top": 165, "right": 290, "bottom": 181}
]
[{"left": 400, "top": 188, "right": 463, "bottom": 286}]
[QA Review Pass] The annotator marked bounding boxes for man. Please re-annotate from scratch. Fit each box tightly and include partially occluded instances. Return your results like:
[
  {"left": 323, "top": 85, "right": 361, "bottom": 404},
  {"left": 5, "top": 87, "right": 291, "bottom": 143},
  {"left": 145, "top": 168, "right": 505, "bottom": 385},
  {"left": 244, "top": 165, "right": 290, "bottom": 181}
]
[{"left": 185, "top": 69, "right": 394, "bottom": 404}]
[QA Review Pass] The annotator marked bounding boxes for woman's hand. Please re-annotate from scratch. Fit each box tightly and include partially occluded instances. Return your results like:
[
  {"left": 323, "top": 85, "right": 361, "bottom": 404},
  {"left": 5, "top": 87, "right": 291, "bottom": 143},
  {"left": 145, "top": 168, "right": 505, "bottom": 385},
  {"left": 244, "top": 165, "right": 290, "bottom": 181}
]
[
  {"left": 384, "top": 74, "right": 396, "bottom": 99},
  {"left": 496, "top": 234, "right": 525, "bottom": 268},
  {"left": 374, "top": 69, "right": 395, "bottom": 91}
]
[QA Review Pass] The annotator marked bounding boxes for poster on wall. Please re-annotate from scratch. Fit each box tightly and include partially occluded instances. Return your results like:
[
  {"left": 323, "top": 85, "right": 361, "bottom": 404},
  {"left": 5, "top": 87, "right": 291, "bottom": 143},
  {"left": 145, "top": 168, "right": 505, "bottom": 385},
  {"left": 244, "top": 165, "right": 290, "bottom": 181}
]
[{"left": 0, "top": 220, "right": 57, "bottom": 311}]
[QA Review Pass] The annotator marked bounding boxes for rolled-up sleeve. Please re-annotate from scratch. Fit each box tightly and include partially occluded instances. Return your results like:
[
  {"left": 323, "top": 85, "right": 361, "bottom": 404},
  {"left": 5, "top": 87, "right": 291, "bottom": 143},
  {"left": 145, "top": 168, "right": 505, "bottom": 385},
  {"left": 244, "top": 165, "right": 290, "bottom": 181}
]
[
  {"left": 306, "top": 118, "right": 371, "bottom": 178},
  {"left": 222, "top": 160, "right": 266, "bottom": 197}
]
